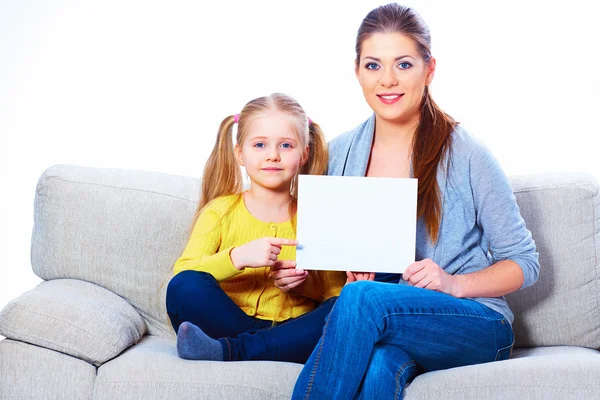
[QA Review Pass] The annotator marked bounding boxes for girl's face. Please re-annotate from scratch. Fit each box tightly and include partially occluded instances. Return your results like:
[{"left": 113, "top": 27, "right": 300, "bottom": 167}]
[
  {"left": 236, "top": 111, "right": 307, "bottom": 193},
  {"left": 356, "top": 32, "right": 435, "bottom": 127}
]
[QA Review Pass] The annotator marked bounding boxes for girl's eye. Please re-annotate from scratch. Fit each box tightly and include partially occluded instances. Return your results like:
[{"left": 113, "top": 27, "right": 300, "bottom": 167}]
[
  {"left": 365, "top": 62, "right": 380, "bottom": 71},
  {"left": 254, "top": 142, "right": 265, "bottom": 148},
  {"left": 281, "top": 143, "right": 293, "bottom": 149},
  {"left": 398, "top": 61, "right": 412, "bottom": 70}
]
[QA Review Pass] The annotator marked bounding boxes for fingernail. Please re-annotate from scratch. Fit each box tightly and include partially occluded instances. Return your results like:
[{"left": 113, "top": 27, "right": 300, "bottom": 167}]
[{"left": 297, "top": 269, "right": 304, "bottom": 274}]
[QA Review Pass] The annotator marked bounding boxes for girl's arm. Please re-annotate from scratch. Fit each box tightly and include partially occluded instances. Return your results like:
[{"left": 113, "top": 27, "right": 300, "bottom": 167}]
[
  {"left": 297, "top": 270, "right": 347, "bottom": 301},
  {"left": 269, "top": 267, "right": 347, "bottom": 302},
  {"left": 173, "top": 209, "right": 242, "bottom": 282}
]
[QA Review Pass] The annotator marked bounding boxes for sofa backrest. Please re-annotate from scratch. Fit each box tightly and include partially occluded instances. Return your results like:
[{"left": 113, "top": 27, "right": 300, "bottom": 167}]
[
  {"left": 31, "top": 165, "right": 199, "bottom": 338},
  {"left": 506, "top": 173, "right": 599, "bottom": 349},
  {"left": 30, "top": 165, "right": 600, "bottom": 347}
]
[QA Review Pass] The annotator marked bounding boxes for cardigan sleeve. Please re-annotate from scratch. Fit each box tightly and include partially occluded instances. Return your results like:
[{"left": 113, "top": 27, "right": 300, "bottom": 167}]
[
  {"left": 172, "top": 207, "right": 243, "bottom": 282},
  {"left": 468, "top": 144, "right": 540, "bottom": 289}
]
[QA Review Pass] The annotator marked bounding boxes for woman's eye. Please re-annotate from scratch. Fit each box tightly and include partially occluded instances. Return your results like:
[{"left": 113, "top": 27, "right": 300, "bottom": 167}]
[
  {"left": 398, "top": 62, "right": 412, "bottom": 70},
  {"left": 365, "top": 62, "right": 380, "bottom": 70}
]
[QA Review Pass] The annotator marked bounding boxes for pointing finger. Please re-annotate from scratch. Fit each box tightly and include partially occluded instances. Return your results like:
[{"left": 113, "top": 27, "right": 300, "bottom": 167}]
[{"left": 269, "top": 238, "right": 298, "bottom": 247}]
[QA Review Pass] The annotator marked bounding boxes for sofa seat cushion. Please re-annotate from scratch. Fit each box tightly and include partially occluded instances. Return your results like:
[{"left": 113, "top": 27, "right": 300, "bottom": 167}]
[
  {"left": 0, "top": 338, "right": 97, "bottom": 400},
  {"left": 94, "top": 335, "right": 302, "bottom": 400},
  {"left": 403, "top": 346, "right": 600, "bottom": 400},
  {"left": 0, "top": 279, "right": 146, "bottom": 365}
]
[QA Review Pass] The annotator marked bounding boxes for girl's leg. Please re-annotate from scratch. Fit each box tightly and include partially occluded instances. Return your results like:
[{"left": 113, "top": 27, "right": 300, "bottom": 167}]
[
  {"left": 292, "top": 281, "right": 514, "bottom": 400},
  {"left": 166, "top": 270, "right": 271, "bottom": 338},
  {"left": 167, "top": 269, "right": 338, "bottom": 363},
  {"left": 220, "top": 296, "right": 337, "bottom": 362}
]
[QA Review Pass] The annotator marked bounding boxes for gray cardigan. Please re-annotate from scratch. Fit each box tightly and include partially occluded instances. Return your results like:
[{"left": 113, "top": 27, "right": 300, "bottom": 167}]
[{"left": 327, "top": 115, "right": 540, "bottom": 324}]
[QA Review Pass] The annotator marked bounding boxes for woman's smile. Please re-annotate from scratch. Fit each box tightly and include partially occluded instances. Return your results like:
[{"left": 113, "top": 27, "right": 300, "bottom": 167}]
[{"left": 377, "top": 93, "right": 404, "bottom": 104}]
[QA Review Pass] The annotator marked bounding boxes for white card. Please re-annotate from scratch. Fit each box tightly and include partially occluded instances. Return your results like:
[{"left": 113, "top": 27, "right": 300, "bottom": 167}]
[{"left": 296, "top": 175, "right": 417, "bottom": 274}]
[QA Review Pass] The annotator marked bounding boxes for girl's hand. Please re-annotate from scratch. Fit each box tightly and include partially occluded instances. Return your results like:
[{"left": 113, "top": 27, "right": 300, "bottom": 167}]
[
  {"left": 403, "top": 258, "right": 459, "bottom": 296},
  {"left": 345, "top": 271, "right": 375, "bottom": 284},
  {"left": 268, "top": 260, "right": 308, "bottom": 292},
  {"left": 230, "top": 237, "right": 297, "bottom": 270}
]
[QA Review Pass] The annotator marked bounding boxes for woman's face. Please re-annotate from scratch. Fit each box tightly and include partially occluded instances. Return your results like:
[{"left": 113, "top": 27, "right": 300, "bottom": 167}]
[{"left": 356, "top": 32, "right": 435, "bottom": 127}]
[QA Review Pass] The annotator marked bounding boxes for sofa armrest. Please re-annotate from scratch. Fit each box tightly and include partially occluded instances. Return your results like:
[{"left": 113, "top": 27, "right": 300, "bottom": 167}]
[{"left": 0, "top": 279, "right": 146, "bottom": 365}]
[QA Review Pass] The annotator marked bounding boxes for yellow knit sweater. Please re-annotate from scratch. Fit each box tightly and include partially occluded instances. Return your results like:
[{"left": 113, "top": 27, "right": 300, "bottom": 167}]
[{"left": 173, "top": 193, "right": 347, "bottom": 322}]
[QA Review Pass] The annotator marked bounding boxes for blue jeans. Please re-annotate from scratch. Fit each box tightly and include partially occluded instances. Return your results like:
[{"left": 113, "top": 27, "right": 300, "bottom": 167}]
[
  {"left": 166, "top": 270, "right": 337, "bottom": 363},
  {"left": 292, "top": 281, "right": 514, "bottom": 399}
]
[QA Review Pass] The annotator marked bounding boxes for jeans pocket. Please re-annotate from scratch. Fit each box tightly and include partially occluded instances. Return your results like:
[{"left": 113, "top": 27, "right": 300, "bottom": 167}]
[
  {"left": 494, "top": 343, "right": 513, "bottom": 361},
  {"left": 494, "top": 322, "right": 515, "bottom": 361}
]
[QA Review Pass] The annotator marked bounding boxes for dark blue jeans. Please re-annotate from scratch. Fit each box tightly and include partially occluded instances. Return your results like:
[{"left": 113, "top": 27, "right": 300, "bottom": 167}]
[
  {"left": 166, "top": 270, "right": 337, "bottom": 363},
  {"left": 292, "top": 281, "right": 514, "bottom": 399}
]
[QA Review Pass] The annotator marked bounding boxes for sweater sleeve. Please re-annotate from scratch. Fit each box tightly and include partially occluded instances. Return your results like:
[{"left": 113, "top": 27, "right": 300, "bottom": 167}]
[
  {"left": 468, "top": 144, "right": 540, "bottom": 290},
  {"left": 172, "top": 207, "right": 243, "bottom": 281},
  {"left": 320, "top": 270, "right": 347, "bottom": 300},
  {"left": 298, "top": 270, "right": 346, "bottom": 302}
]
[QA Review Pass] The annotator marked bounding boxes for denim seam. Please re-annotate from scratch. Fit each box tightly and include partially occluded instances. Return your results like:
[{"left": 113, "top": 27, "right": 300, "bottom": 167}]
[
  {"left": 303, "top": 304, "right": 334, "bottom": 400},
  {"left": 367, "top": 285, "right": 396, "bottom": 335},
  {"left": 394, "top": 360, "right": 417, "bottom": 400},
  {"left": 223, "top": 337, "right": 232, "bottom": 361},
  {"left": 495, "top": 336, "right": 515, "bottom": 361},
  {"left": 383, "top": 310, "right": 505, "bottom": 322}
]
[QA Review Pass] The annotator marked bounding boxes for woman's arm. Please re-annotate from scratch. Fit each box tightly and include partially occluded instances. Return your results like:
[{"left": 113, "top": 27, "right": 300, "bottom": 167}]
[
  {"left": 467, "top": 142, "right": 540, "bottom": 291},
  {"left": 403, "top": 258, "right": 523, "bottom": 298},
  {"left": 452, "top": 259, "right": 523, "bottom": 298},
  {"left": 404, "top": 141, "right": 539, "bottom": 297}
]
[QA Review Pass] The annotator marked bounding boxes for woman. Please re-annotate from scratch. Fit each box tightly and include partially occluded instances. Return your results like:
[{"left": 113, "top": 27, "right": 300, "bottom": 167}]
[{"left": 291, "top": 3, "right": 540, "bottom": 399}]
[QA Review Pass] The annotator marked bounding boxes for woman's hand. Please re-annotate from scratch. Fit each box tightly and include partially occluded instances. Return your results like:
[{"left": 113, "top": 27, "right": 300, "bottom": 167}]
[
  {"left": 268, "top": 260, "right": 309, "bottom": 293},
  {"left": 345, "top": 271, "right": 375, "bottom": 285},
  {"left": 403, "top": 258, "right": 459, "bottom": 296},
  {"left": 230, "top": 237, "right": 297, "bottom": 270}
]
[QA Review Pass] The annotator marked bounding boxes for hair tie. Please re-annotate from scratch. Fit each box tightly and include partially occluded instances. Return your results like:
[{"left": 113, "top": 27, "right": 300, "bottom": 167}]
[
  {"left": 233, "top": 114, "right": 239, "bottom": 124},
  {"left": 308, "top": 117, "right": 312, "bottom": 126}
]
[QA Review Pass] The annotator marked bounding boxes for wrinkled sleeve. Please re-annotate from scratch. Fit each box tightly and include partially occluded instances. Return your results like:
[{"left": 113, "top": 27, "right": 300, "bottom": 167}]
[
  {"left": 469, "top": 145, "right": 540, "bottom": 289},
  {"left": 172, "top": 208, "right": 242, "bottom": 282}
]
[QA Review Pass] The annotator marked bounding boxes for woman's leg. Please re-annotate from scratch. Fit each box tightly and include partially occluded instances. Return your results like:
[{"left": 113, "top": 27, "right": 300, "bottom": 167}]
[
  {"left": 292, "top": 281, "right": 514, "bottom": 400},
  {"left": 355, "top": 344, "right": 419, "bottom": 400}
]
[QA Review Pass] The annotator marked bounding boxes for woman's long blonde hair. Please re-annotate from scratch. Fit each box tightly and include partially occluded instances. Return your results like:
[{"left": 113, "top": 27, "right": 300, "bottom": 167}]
[{"left": 197, "top": 93, "right": 328, "bottom": 219}]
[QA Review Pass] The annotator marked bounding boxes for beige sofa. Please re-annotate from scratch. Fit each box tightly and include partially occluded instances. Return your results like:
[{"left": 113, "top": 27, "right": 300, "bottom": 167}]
[{"left": 1, "top": 164, "right": 599, "bottom": 399}]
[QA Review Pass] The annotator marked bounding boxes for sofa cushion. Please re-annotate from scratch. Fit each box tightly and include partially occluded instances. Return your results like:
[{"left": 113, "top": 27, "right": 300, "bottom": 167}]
[
  {"left": 403, "top": 346, "right": 600, "bottom": 399},
  {"left": 0, "top": 279, "right": 146, "bottom": 365},
  {"left": 94, "top": 335, "right": 302, "bottom": 400},
  {"left": 0, "top": 338, "right": 97, "bottom": 400},
  {"left": 31, "top": 164, "right": 200, "bottom": 338},
  {"left": 93, "top": 335, "right": 600, "bottom": 400},
  {"left": 507, "top": 173, "right": 600, "bottom": 349}
]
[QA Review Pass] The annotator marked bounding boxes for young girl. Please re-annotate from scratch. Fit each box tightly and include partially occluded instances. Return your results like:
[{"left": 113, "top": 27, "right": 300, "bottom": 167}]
[{"left": 166, "top": 93, "right": 360, "bottom": 363}]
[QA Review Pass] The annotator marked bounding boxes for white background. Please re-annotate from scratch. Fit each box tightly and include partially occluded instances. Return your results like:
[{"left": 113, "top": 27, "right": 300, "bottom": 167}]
[{"left": 1, "top": 0, "right": 599, "bottom": 325}]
